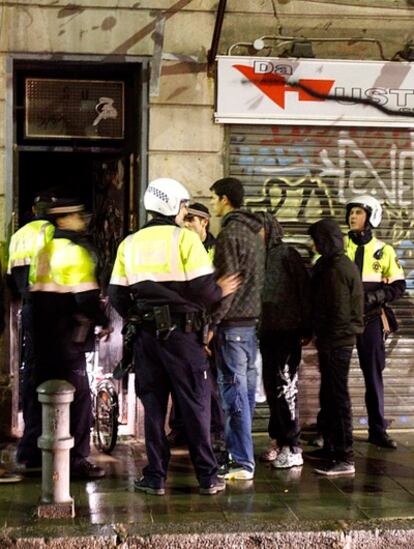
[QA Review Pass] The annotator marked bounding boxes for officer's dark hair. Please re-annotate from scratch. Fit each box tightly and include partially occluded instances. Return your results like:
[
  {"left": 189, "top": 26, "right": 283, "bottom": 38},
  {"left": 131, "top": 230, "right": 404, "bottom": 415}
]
[{"left": 210, "top": 177, "right": 244, "bottom": 209}]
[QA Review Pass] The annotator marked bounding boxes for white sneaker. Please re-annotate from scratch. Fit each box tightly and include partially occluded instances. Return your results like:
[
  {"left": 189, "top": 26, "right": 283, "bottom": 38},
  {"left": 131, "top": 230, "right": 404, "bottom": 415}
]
[
  {"left": 272, "top": 446, "right": 303, "bottom": 469},
  {"left": 259, "top": 440, "right": 278, "bottom": 462},
  {"left": 219, "top": 464, "right": 254, "bottom": 480}
]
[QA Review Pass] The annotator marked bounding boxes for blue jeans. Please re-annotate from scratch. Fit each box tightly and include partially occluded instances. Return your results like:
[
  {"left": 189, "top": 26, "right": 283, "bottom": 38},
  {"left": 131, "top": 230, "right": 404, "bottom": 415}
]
[{"left": 214, "top": 326, "right": 257, "bottom": 473}]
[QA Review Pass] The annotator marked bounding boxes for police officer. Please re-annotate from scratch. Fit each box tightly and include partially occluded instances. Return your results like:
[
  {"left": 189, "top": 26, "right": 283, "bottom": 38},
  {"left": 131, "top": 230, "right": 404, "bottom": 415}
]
[
  {"left": 184, "top": 203, "right": 216, "bottom": 260},
  {"left": 168, "top": 203, "right": 224, "bottom": 452},
  {"left": 345, "top": 195, "right": 405, "bottom": 449},
  {"left": 8, "top": 193, "right": 56, "bottom": 467},
  {"left": 30, "top": 198, "right": 109, "bottom": 479},
  {"left": 108, "top": 178, "right": 239, "bottom": 496}
]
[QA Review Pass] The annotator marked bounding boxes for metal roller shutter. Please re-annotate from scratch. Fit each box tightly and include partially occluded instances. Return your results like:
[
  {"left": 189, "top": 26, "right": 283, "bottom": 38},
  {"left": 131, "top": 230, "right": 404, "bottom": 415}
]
[{"left": 228, "top": 124, "right": 414, "bottom": 431}]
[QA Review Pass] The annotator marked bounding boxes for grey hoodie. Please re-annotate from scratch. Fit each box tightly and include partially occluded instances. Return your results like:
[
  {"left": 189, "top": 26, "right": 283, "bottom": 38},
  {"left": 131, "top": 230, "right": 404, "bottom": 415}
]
[{"left": 213, "top": 210, "right": 264, "bottom": 326}]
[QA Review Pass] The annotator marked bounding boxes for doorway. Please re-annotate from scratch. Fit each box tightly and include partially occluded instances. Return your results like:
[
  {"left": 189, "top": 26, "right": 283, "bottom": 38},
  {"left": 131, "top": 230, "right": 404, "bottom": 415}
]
[
  {"left": 18, "top": 151, "right": 128, "bottom": 287},
  {"left": 9, "top": 57, "right": 148, "bottom": 437}
]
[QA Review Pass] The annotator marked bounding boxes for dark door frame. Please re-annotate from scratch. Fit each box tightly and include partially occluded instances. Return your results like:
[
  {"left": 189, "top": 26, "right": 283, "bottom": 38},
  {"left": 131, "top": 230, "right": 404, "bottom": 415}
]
[
  {"left": 5, "top": 53, "right": 149, "bottom": 435},
  {"left": 5, "top": 53, "right": 149, "bottom": 238}
]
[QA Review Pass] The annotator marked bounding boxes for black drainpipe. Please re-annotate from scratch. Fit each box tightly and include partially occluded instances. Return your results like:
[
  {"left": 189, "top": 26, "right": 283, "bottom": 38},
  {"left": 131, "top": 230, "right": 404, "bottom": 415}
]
[{"left": 207, "top": 0, "right": 227, "bottom": 77}]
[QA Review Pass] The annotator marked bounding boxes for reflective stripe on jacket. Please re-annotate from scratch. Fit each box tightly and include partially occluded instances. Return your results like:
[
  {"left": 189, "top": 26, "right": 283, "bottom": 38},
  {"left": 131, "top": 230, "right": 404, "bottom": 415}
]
[
  {"left": 110, "top": 225, "right": 214, "bottom": 287},
  {"left": 31, "top": 238, "right": 99, "bottom": 294},
  {"left": 8, "top": 220, "right": 54, "bottom": 285}
]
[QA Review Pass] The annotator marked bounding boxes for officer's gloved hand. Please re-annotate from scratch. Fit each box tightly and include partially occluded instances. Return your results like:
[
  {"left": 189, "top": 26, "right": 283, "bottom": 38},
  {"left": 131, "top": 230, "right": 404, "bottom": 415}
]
[{"left": 365, "top": 288, "right": 387, "bottom": 308}]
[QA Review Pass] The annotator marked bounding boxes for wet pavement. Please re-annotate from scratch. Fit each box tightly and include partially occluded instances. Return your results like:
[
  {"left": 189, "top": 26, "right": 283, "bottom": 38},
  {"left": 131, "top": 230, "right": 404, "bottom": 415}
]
[{"left": 2, "top": 432, "right": 414, "bottom": 547}]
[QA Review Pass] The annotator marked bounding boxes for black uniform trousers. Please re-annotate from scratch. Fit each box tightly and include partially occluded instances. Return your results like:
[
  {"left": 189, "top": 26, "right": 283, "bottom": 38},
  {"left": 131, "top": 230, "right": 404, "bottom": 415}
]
[
  {"left": 30, "top": 295, "right": 93, "bottom": 465},
  {"left": 169, "top": 356, "right": 224, "bottom": 439},
  {"left": 18, "top": 363, "right": 92, "bottom": 465},
  {"left": 17, "top": 302, "right": 42, "bottom": 465},
  {"left": 260, "top": 330, "right": 301, "bottom": 450},
  {"left": 356, "top": 316, "right": 387, "bottom": 437},
  {"left": 318, "top": 345, "right": 354, "bottom": 463},
  {"left": 134, "top": 328, "right": 218, "bottom": 489}
]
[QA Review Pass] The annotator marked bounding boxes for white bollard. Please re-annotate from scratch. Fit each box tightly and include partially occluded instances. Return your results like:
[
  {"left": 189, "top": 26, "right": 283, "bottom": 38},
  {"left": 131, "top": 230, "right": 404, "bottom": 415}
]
[{"left": 37, "top": 379, "right": 75, "bottom": 519}]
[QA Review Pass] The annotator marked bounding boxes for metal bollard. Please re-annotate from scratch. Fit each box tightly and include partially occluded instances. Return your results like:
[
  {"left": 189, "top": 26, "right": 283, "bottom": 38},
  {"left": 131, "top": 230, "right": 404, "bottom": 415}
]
[{"left": 37, "top": 380, "right": 75, "bottom": 519}]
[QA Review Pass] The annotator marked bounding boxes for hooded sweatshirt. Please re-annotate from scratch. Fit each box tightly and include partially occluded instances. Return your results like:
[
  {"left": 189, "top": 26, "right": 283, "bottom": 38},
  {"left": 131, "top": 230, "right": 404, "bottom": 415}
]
[
  {"left": 212, "top": 210, "right": 264, "bottom": 326},
  {"left": 260, "top": 213, "right": 311, "bottom": 335},
  {"left": 309, "top": 218, "right": 364, "bottom": 351}
]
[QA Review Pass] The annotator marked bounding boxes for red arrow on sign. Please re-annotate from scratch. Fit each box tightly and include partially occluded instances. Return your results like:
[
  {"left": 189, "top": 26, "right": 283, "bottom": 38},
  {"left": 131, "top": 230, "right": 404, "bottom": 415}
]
[{"left": 234, "top": 64, "right": 335, "bottom": 109}]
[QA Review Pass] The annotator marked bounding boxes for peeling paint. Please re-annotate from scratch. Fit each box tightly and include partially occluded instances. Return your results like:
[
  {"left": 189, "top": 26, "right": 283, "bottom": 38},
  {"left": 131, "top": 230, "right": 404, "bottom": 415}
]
[
  {"left": 101, "top": 16, "right": 117, "bottom": 32},
  {"left": 57, "top": 4, "right": 85, "bottom": 20}
]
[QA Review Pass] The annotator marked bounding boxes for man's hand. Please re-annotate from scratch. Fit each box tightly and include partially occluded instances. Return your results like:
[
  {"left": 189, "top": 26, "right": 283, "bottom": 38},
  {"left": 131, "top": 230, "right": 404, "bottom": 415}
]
[
  {"left": 217, "top": 273, "right": 241, "bottom": 298},
  {"left": 204, "top": 329, "right": 215, "bottom": 357}
]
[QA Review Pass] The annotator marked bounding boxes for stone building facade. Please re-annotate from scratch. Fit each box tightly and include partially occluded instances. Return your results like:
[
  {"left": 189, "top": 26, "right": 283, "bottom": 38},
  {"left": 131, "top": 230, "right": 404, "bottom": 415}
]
[{"left": 1, "top": 0, "right": 414, "bottom": 436}]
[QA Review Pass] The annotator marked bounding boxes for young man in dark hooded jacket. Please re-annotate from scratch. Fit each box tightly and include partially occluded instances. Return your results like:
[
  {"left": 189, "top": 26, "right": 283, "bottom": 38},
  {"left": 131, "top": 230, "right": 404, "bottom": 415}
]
[
  {"left": 210, "top": 177, "right": 264, "bottom": 481},
  {"left": 308, "top": 218, "right": 364, "bottom": 477},
  {"left": 259, "top": 213, "right": 311, "bottom": 468}
]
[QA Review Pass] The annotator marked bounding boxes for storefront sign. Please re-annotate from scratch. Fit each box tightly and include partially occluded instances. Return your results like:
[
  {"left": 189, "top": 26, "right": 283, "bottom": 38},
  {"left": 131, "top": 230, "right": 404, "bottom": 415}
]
[{"left": 215, "top": 56, "right": 414, "bottom": 127}]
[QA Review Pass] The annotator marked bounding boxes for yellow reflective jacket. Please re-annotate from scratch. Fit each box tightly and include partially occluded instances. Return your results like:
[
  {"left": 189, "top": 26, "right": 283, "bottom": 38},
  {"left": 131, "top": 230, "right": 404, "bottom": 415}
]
[
  {"left": 110, "top": 225, "right": 214, "bottom": 287},
  {"left": 345, "top": 236, "right": 405, "bottom": 285},
  {"left": 32, "top": 238, "right": 99, "bottom": 294},
  {"left": 7, "top": 219, "right": 54, "bottom": 288},
  {"left": 109, "top": 222, "right": 221, "bottom": 317}
]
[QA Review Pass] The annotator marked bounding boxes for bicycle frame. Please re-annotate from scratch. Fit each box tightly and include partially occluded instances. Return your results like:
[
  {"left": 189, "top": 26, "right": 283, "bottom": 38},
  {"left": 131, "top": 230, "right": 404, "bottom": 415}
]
[{"left": 86, "top": 336, "right": 119, "bottom": 454}]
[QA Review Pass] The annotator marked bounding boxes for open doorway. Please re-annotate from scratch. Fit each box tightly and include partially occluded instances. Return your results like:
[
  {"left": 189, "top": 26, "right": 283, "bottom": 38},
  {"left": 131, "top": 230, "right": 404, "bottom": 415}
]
[
  {"left": 9, "top": 58, "right": 147, "bottom": 438},
  {"left": 18, "top": 151, "right": 128, "bottom": 288}
]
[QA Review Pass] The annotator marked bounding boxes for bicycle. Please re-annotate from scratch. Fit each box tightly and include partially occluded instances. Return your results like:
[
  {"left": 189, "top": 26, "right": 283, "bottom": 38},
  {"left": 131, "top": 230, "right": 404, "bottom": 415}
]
[{"left": 86, "top": 334, "right": 119, "bottom": 454}]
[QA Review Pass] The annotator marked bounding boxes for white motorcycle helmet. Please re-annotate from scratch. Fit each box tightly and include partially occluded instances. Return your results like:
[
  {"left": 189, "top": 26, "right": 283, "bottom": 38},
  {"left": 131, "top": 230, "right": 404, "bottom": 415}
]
[
  {"left": 345, "top": 195, "right": 382, "bottom": 228},
  {"left": 144, "top": 178, "right": 190, "bottom": 216}
]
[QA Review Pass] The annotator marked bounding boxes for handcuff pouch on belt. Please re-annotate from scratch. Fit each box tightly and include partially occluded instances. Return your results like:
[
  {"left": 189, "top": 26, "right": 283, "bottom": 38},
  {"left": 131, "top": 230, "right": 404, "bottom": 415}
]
[
  {"left": 144, "top": 306, "right": 208, "bottom": 342},
  {"left": 380, "top": 305, "right": 399, "bottom": 341},
  {"left": 113, "top": 314, "right": 142, "bottom": 380},
  {"left": 152, "top": 305, "right": 176, "bottom": 340}
]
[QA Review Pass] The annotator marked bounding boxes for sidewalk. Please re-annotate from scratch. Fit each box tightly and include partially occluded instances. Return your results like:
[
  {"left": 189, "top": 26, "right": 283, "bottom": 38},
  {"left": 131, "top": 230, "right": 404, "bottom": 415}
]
[{"left": 1, "top": 433, "right": 414, "bottom": 548}]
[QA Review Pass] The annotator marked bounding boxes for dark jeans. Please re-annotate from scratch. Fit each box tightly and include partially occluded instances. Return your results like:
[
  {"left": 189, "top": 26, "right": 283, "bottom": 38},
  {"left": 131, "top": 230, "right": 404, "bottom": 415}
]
[
  {"left": 214, "top": 326, "right": 257, "bottom": 473},
  {"left": 356, "top": 317, "right": 386, "bottom": 437},
  {"left": 260, "top": 331, "right": 301, "bottom": 449},
  {"left": 134, "top": 329, "right": 218, "bottom": 489},
  {"left": 318, "top": 346, "right": 354, "bottom": 463}
]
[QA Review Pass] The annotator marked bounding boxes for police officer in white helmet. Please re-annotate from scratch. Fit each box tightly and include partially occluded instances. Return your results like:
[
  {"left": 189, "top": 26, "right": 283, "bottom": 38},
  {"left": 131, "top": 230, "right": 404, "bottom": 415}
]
[
  {"left": 345, "top": 195, "right": 405, "bottom": 449},
  {"left": 109, "top": 178, "right": 239, "bottom": 495}
]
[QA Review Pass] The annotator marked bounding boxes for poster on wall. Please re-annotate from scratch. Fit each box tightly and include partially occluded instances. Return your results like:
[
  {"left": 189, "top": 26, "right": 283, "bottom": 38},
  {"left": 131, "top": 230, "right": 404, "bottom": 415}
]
[{"left": 215, "top": 56, "right": 414, "bottom": 128}]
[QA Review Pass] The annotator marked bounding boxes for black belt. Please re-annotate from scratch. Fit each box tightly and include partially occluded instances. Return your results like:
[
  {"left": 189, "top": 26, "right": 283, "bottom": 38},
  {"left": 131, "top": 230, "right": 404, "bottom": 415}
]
[{"left": 142, "top": 311, "right": 202, "bottom": 333}]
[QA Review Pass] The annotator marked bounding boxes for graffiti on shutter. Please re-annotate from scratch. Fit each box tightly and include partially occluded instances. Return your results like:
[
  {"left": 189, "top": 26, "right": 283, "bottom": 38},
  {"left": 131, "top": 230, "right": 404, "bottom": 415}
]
[{"left": 229, "top": 125, "right": 414, "bottom": 430}]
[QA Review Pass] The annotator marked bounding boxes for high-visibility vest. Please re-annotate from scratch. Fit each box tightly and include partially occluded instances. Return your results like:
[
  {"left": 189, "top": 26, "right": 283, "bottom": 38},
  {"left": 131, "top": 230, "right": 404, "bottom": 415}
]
[
  {"left": 31, "top": 238, "right": 99, "bottom": 294},
  {"left": 7, "top": 220, "right": 54, "bottom": 286},
  {"left": 110, "top": 225, "right": 214, "bottom": 287},
  {"left": 345, "top": 236, "right": 405, "bottom": 284}
]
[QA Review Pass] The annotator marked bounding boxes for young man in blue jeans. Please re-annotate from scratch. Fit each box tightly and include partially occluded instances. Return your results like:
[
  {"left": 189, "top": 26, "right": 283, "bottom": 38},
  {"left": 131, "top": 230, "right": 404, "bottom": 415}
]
[{"left": 210, "top": 178, "right": 264, "bottom": 480}]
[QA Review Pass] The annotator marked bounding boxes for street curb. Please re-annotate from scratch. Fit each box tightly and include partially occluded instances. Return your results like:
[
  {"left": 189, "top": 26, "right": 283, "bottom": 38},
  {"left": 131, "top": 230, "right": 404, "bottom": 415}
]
[{"left": 2, "top": 519, "right": 414, "bottom": 548}]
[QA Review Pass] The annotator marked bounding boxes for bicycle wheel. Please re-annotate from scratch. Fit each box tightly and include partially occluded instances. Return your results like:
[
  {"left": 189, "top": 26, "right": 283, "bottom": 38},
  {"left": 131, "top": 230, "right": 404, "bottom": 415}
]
[{"left": 94, "top": 381, "right": 119, "bottom": 454}]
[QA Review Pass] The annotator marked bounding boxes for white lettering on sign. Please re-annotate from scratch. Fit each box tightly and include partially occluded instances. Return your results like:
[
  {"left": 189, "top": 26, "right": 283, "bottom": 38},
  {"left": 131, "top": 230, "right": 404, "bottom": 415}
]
[{"left": 93, "top": 97, "right": 118, "bottom": 127}]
